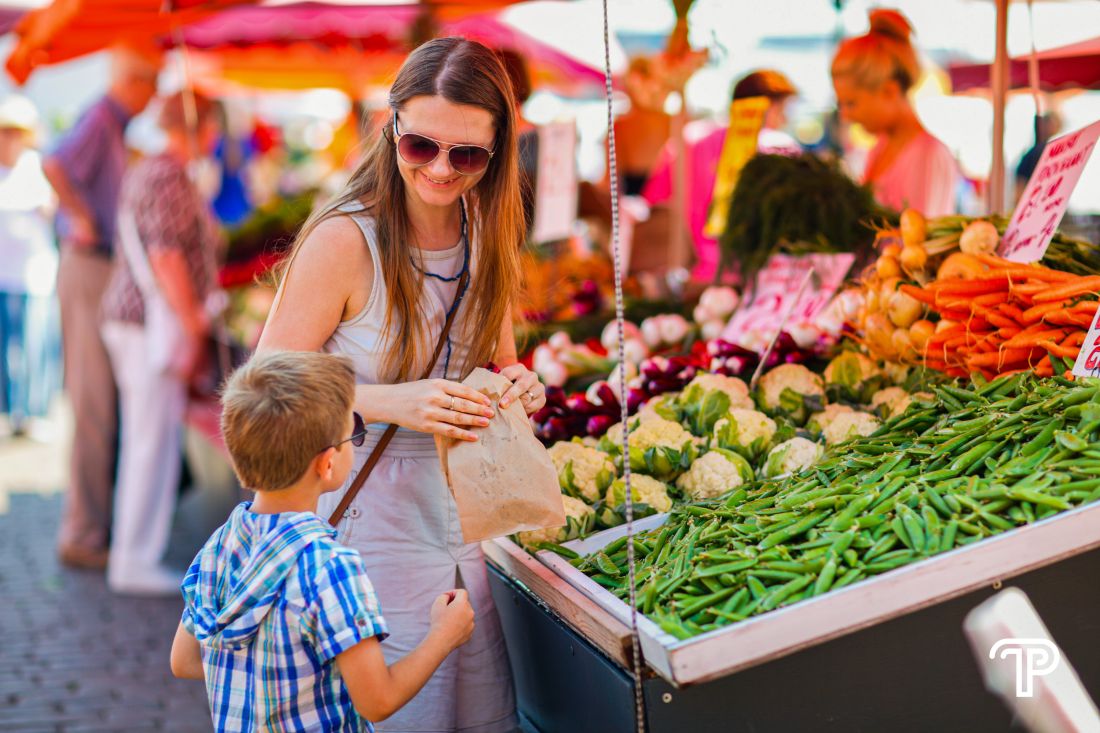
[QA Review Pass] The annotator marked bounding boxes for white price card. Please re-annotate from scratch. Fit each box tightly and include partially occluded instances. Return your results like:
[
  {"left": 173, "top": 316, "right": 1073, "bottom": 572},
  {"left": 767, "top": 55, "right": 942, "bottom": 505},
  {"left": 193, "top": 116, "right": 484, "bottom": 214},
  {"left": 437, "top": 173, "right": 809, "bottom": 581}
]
[
  {"left": 1072, "top": 306, "right": 1100, "bottom": 379},
  {"left": 531, "top": 121, "right": 578, "bottom": 245},
  {"left": 999, "top": 119, "right": 1100, "bottom": 263}
]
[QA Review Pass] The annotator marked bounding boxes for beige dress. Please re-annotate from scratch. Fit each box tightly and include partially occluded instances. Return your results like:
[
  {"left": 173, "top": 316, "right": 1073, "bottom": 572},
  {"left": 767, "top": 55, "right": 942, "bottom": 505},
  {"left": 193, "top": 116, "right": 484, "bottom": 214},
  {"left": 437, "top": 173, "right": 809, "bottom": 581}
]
[{"left": 319, "top": 202, "right": 517, "bottom": 733}]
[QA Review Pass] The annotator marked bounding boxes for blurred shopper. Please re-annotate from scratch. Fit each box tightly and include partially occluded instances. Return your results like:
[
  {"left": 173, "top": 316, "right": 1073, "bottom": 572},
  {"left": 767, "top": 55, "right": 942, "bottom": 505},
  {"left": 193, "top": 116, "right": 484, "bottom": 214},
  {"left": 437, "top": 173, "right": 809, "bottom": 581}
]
[
  {"left": 1016, "top": 111, "right": 1062, "bottom": 201},
  {"left": 611, "top": 56, "right": 672, "bottom": 196},
  {"left": 831, "top": 9, "right": 958, "bottom": 216},
  {"left": 100, "top": 92, "right": 222, "bottom": 594},
  {"left": 44, "top": 43, "right": 162, "bottom": 570},
  {"left": 0, "top": 95, "right": 57, "bottom": 438},
  {"left": 643, "top": 69, "right": 800, "bottom": 282}
]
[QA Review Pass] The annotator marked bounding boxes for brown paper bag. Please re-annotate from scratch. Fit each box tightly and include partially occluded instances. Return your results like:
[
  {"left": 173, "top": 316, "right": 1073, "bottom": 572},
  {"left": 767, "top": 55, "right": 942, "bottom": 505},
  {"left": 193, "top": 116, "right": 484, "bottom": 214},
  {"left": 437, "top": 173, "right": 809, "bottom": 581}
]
[{"left": 435, "top": 368, "right": 566, "bottom": 543}]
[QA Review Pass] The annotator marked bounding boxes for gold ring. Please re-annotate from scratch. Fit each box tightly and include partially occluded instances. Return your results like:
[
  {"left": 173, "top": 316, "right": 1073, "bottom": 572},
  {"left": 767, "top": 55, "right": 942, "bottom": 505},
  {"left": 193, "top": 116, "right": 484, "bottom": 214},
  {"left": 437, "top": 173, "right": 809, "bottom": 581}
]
[{"left": 449, "top": 395, "right": 455, "bottom": 410}]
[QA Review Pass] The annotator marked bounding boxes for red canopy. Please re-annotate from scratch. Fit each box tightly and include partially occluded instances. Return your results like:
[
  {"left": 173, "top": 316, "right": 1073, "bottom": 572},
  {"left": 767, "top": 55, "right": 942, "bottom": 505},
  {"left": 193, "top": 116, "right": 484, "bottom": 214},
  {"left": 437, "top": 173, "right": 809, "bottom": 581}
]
[
  {"left": 949, "top": 35, "right": 1100, "bottom": 93},
  {"left": 4, "top": 0, "right": 524, "bottom": 84}
]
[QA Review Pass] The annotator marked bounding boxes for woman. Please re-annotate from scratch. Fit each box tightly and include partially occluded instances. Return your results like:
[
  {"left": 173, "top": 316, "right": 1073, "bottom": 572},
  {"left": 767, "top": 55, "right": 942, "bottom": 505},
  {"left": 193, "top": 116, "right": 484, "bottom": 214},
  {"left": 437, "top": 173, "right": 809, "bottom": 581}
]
[
  {"left": 100, "top": 92, "right": 222, "bottom": 594},
  {"left": 258, "top": 38, "right": 543, "bottom": 732},
  {"left": 832, "top": 9, "right": 958, "bottom": 216}
]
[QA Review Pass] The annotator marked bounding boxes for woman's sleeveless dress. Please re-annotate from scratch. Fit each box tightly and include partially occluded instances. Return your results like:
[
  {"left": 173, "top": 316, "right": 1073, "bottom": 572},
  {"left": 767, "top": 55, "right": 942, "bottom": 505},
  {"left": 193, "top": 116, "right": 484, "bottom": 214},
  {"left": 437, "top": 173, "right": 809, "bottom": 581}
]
[{"left": 319, "top": 202, "right": 517, "bottom": 733}]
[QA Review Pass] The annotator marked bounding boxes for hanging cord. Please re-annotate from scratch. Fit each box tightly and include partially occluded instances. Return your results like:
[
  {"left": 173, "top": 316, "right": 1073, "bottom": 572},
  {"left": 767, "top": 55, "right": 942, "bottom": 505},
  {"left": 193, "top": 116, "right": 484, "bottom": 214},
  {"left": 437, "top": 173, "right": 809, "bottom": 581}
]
[
  {"left": 414, "top": 199, "right": 471, "bottom": 379},
  {"left": 601, "top": 0, "right": 647, "bottom": 729},
  {"left": 1026, "top": 0, "right": 1042, "bottom": 118}
]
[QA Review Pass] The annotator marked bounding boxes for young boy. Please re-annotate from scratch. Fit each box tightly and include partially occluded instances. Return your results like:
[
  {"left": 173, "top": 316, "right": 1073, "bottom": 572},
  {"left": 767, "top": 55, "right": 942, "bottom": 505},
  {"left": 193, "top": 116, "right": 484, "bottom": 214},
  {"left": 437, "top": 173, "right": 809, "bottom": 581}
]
[{"left": 170, "top": 350, "right": 474, "bottom": 731}]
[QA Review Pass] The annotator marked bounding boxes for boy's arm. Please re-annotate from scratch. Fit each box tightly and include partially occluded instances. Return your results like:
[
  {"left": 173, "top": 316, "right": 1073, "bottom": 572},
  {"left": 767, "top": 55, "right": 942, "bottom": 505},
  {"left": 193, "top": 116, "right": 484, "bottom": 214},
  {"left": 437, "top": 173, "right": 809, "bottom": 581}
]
[
  {"left": 335, "top": 590, "right": 474, "bottom": 723},
  {"left": 170, "top": 623, "right": 205, "bottom": 680}
]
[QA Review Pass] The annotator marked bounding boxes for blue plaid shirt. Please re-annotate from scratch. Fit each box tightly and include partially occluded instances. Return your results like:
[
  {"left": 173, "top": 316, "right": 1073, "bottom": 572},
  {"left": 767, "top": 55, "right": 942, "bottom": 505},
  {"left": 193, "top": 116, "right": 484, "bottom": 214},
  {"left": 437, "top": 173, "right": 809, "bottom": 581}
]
[{"left": 181, "top": 503, "right": 388, "bottom": 732}]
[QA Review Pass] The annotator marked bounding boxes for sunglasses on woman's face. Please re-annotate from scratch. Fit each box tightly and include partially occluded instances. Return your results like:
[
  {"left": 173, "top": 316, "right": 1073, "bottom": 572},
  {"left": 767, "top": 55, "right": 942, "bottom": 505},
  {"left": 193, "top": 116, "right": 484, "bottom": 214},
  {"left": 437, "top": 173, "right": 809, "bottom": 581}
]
[
  {"left": 392, "top": 112, "right": 494, "bottom": 176},
  {"left": 330, "top": 412, "right": 367, "bottom": 450}
]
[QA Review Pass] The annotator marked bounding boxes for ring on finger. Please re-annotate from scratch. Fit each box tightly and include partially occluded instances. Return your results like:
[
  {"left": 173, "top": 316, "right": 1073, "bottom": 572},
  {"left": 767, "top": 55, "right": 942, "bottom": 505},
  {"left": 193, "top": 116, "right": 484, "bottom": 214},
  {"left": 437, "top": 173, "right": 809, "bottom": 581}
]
[{"left": 449, "top": 395, "right": 455, "bottom": 411}]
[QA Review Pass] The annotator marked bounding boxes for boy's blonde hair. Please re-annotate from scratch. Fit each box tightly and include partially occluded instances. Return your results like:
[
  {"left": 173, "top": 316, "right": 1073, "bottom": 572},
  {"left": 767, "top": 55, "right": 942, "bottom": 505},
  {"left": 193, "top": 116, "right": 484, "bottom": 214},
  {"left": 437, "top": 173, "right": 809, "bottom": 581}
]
[{"left": 221, "top": 351, "right": 356, "bottom": 491}]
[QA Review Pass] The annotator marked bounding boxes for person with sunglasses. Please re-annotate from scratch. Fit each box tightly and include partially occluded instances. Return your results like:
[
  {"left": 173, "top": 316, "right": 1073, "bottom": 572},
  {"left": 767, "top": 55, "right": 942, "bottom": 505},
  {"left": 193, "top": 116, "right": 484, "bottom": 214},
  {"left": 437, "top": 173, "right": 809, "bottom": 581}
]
[{"left": 258, "top": 37, "right": 542, "bottom": 732}]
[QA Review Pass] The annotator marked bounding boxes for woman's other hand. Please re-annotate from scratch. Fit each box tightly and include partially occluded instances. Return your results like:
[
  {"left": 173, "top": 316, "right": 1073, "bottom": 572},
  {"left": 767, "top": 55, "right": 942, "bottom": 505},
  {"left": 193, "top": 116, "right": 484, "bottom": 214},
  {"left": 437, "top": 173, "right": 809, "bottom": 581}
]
[
  {"left": 380, "top": 379, "right": 495, "bottom": 442},
  {"left": 498, "top": 363, "right": 546, "bottom": 415}
]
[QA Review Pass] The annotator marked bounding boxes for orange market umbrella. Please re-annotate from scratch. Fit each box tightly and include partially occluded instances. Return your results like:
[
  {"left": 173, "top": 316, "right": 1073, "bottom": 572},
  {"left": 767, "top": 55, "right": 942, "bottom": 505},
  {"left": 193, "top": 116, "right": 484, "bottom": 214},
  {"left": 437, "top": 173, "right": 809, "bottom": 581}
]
[{"left": 4, "top": 0, "right": 525, "bottom": 84}]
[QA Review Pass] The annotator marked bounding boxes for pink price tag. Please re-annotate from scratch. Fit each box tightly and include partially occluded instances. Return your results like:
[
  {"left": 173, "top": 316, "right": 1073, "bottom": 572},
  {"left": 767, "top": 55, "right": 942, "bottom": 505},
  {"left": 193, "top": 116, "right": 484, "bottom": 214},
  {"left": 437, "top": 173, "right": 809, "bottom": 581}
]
[
  {"left": 999, "top": 119, "right": 1100, "bottom": 263},
  {"left": 1072, "top": 307, "right": 1100, "bottom": 379},
  {"left": 721, "top": 252, "right": 855, "bottom": 345}
]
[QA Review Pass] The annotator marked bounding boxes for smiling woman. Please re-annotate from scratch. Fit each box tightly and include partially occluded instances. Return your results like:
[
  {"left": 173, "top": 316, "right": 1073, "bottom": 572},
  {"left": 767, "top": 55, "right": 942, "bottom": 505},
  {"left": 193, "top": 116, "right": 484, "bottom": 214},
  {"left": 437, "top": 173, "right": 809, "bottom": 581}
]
[{"left": 256, "top": 37, "right": 538, "bottom": 733}]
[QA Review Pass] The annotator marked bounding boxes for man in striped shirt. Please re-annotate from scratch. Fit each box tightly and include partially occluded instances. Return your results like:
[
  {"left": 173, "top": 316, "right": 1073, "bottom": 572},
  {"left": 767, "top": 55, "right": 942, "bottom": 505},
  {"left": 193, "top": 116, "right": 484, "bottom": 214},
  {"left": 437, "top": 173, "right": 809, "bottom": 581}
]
[{"left": 170, "top": 351, "right": 474, "bottom": 731}]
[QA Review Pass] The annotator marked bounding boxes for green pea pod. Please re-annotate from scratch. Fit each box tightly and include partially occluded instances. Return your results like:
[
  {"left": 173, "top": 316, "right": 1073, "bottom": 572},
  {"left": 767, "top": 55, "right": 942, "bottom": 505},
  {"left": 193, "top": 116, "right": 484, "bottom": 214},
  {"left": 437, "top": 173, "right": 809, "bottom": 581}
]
[
  {"left": 720, "top": 588, "right": 749, "bottom": 615},
  {"left": 813, "top": 557, "right": 839, "bottom": 596},
  {"left": 747, "top": 575, "right": 768, "bottom": 600},
  {"left": 595, "top": 551, "right": 621, "bottom": 576},
  {"left": 1006, "top": 489, "right": 1071, "bottom": 511},
  {"left": 759, "top": 574, "right": 814, "bottom": 612},
  {"left": 923, "top": 486, "right": 953, "bottom": 518},
  {"left": 828, "top": 493, "right": 878, "bottom": 531},
  {"left": 843, "top": 549, "right": 860, "bottom": 567},
  {"left": 695, "top": 558, "right": 757, "bottom": 578},
  {"left": 921, "top": 504, "right": 942, "bottom": 542},
  {"left": 865, "top": 552, "right": 917, "bottom": 574},
  {"left": 828, "top": 529, "right": 858, "bottom": 558},
  {"left": 869, "top": 476, "right": 907, "bottom": 512},
  {"left": 939, "top": 519, "right": 959, "bottom": 552},
  {"left": 758, "top": 511, "right": 829, "bottom": 550},
  {"left": 832, "top": 567, "right": 864, "bottom": 590},
  {"left": 891, "top": 516, "right": 913, "bottom": 550},
  {"left": 1055, "top": 430, "right": 1088, "bottom": 452},
  {"left": 538, "top": 543, "right": 581, "bottom": 560},
  {"left": 863, "top": 533, "right": 899, "bottom": 561},
  {"left": 899, "top": 505, "right": 926, "bottom": 553}
]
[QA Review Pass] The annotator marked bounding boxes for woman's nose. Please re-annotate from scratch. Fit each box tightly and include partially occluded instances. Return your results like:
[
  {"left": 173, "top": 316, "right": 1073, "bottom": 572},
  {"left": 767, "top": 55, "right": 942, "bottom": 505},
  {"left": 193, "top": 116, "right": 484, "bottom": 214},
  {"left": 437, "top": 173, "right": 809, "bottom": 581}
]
[{"left": 426, "top": 149, "right": 455, "bottom": 178}]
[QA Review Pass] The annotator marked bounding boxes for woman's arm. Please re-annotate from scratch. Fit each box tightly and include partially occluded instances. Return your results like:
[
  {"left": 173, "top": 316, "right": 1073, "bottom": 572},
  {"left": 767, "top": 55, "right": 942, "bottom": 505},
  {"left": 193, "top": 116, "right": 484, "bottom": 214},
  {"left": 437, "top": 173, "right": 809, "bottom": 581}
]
[
  {"left": 494, "top": 307, "right": 547, "bottom": 414},
  {"left": 493, "top": 304, "right": 519, "bottom": 367}
]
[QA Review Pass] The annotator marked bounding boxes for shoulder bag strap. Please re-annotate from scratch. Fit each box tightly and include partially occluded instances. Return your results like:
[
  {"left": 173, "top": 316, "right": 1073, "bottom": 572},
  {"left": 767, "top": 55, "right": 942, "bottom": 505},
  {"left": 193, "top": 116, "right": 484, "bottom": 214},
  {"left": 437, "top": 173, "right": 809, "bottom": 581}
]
[{"left": 327, "top": 269, "right": 470, "bottom": 527}]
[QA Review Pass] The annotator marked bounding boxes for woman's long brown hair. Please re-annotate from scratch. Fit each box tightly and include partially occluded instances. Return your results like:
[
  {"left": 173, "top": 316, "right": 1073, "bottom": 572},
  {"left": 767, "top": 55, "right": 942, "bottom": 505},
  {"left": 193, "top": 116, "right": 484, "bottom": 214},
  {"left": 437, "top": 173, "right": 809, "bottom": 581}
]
[{"left": 278, "top": 37, "right": 524, "bottom": 382}]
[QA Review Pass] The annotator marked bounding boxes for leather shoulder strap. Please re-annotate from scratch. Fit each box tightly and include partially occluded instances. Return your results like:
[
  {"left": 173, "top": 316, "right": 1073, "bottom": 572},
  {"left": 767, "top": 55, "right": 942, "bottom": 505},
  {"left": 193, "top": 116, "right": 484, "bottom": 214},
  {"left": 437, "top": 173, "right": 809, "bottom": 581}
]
[{"left": 327, "top": 269, "right": 470, "bottom": 527}]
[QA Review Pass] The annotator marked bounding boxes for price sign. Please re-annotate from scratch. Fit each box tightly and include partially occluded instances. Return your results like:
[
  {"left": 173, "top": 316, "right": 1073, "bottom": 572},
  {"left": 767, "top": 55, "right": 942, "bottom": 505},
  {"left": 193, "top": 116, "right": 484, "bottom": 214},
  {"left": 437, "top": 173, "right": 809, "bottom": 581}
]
[
  {"left": 721, "top": 252, "right": 855, "bottom": 345},
  {"left": 1072, "top": 307, "right": 1100, "bottom": 379},
  {"left": 703, "top": 96, "right": 769, "bottom": 238},
  {"left": 999, "top": 119, "right": 1100, "bottom": 263},
  {"left": 531, "top": 121, "right": 579, "bottom": 244}
]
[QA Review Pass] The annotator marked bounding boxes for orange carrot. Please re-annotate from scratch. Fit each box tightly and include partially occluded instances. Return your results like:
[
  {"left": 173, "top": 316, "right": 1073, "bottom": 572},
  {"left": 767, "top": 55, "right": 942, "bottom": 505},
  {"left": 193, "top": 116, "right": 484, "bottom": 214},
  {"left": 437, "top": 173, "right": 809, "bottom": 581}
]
[
  {"left": 1022, "top": 301, "right": 1064, "bottom": 324},
  {"left": 1072, "top": 300, "right": 1099, "bottom": 313},
  {"left": 1031, "top": 276, "right": 1100, "bottom": 303},
  {"left": 998, "top": 303, "right": 1026, "bottom": 323},
  {"left": 968, "top": 348, "right": 1039, "bottom": 368},
  {"left": 900, "top": 284, "right": 935, "bottom": 305},
  {"left": 997, "top": 326, "right": 1021, "bottom": 339},
  {"left": 1004, "top": 328, "right": 1066, "bottom": 348},
  {"left": 936, "top": 280, "right": 1011, "bottom": 297},
  {"left": 1061, "top": 331, "right": 1087, "bottom": 347},
  {"left": 1038, "top": 341, "right": 1081, "bottom": 359}
]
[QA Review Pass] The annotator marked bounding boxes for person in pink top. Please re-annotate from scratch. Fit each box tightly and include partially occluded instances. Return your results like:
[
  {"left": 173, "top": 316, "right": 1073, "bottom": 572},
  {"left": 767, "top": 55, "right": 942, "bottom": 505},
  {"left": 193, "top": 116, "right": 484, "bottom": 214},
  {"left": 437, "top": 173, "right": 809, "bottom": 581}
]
[
  {"left": 643, "top": 70, "right": 799, "bottom": 283},
  {"left": 832, "top": 8, "right": 958, "bottom": 217}
]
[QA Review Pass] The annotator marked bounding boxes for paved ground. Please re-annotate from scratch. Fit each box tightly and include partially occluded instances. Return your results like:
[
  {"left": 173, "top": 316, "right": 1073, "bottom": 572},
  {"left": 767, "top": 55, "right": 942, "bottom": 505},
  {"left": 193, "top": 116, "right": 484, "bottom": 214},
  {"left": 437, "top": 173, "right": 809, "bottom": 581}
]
[{"left": 0, "top": 407, "right": 221, "bottom": 732}]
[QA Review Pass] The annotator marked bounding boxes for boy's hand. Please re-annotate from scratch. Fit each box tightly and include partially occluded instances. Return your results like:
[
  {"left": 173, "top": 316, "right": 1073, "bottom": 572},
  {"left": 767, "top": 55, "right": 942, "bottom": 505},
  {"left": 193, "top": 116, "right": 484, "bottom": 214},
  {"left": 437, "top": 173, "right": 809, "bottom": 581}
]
[{"left": 429, "top": 590, "right": 475, "bottom": 650}]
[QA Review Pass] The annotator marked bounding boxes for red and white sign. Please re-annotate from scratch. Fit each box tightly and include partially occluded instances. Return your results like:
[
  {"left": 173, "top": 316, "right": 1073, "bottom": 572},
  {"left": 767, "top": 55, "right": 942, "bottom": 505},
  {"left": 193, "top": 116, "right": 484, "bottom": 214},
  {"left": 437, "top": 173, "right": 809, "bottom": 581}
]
[
  {"left": 999, "top": 119, "right": 1100, "bottom": 263},
  {"left": 721, "top": 253, "right": 855, "bottom": 344},
  {"left": 1072, "top": 307, "right": 1100, "bottom": 379}
]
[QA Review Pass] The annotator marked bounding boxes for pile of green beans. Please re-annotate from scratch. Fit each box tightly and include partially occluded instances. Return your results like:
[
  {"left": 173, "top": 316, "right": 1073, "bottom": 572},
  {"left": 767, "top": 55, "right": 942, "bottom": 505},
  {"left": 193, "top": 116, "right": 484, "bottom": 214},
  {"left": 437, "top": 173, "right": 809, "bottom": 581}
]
[{"left": 568, "top": 374, "right": 1100, "bottom": 640}]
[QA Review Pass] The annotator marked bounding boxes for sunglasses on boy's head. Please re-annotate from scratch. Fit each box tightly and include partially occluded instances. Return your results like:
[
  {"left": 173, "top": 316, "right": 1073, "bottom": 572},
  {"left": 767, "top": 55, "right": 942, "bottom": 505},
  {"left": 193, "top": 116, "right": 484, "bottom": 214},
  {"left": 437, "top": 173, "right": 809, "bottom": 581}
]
[
  {"left": 329, "top": 412, "right": 366, "bottom": 450},
  {"left": 391, "top": 111, "right": 494, "bottom": 176}
]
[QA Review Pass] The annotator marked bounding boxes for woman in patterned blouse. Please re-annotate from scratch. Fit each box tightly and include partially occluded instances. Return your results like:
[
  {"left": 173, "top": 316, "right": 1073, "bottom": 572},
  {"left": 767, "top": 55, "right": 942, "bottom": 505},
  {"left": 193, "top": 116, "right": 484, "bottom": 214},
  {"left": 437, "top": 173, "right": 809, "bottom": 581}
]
[{"left": 101, "top": 91, "right": 222, "bottom": 595}]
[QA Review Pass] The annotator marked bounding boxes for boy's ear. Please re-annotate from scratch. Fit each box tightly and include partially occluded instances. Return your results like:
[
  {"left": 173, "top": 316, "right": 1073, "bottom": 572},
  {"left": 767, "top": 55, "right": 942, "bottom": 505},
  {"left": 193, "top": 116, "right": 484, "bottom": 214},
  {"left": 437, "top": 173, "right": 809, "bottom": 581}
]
[{"left": 312, "top": 447, "right": 337, "bottom": 482}]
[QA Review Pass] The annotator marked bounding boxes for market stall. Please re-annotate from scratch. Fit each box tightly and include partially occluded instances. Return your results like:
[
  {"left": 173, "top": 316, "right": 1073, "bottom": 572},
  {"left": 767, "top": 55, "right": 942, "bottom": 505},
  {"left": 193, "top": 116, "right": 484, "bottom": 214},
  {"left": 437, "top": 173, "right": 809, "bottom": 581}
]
[{"left": 487, "top": 200, "right": 1100, "bottom": 730}]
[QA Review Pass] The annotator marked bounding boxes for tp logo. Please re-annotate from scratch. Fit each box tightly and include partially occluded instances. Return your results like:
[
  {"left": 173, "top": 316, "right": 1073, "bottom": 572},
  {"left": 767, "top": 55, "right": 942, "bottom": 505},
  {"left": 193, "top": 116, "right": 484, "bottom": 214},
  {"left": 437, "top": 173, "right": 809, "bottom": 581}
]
[{"left": 989, "top": 638, "right": 1061, "bottom": 697}]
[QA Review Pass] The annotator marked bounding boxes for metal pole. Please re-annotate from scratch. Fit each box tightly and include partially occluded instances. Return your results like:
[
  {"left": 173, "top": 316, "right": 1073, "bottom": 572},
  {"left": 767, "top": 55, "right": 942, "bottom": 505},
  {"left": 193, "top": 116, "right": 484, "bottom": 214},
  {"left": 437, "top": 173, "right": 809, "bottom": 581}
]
[{"left": 989, "top": 0, "right": 1009, "bottom": 215}]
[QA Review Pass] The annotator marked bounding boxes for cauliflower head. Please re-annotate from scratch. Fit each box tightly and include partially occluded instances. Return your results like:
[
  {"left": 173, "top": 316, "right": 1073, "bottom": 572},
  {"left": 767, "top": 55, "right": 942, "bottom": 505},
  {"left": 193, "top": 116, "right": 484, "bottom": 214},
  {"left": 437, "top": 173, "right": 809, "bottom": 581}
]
[
  {"left": 682, "top": 373, "right": 754, "bottom": 410},
  {"left": 821, "top": 410, "right": 881, "bottom": 446},
  {"left": 605, "top": 474, "right": 673, "bottom": 514},
  {"left": 676, "top": 448, "right": 754, "bottom": 501},
  {"left": 548, "top": 440, "right": 616, "bottom": 503},
  {"left": 871, "top": 387, "right": 912, "bottom": 418},
  {"left": 517, "top": 495, "right": 595, "bottom": 549},
  {"left": 762, "top": 437, "right": 824, "bottom": 478},
  {"left": 713, "top": 409, "right": 778, "bottom": 460},
  {"left": 824, "top": 352, "right": 883, "bottom": 402},
  {"left": 636, "top": 392, "right": 682, "bottom": 424},
  {"left": 807, "top": 403, "right": 857, "bottom": 438},
  {"left": 757, "top": 364, "right": 825, "bottom": 425}
]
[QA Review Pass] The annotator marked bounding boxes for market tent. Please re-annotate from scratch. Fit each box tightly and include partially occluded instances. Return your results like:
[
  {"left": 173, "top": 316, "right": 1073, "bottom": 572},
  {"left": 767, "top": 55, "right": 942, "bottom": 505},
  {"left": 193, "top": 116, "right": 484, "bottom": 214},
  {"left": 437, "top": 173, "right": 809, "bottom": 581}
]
[
  {"left": 3, "top": 0, "right": 526, "bottom": 84},
  {"left": 178, "top": 2, "right": 615, "bottom": 95},
  {"left": 949, "top": 34, "right": 1100, "bottom": 92}
]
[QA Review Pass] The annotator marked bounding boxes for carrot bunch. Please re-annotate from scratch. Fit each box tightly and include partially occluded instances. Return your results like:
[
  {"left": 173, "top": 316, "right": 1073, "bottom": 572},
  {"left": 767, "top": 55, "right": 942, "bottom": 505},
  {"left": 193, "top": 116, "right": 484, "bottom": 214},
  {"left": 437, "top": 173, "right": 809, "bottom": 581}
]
[{"left": 900, "top": 254, "right": 1099, "bottom": 380}]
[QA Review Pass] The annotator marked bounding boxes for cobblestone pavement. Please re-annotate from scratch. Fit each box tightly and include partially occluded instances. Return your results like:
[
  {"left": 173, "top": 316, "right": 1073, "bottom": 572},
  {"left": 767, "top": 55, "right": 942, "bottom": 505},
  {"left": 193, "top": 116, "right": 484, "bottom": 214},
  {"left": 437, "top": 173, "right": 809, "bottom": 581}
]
[{"left": 0, "top": 405, "right": 217, "bottom": 733}]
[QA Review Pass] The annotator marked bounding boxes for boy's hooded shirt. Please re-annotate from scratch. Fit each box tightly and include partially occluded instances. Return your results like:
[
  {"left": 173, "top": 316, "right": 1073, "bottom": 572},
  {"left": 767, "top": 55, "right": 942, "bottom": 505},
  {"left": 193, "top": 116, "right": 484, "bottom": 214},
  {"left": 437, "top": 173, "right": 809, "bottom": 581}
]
[{"left": 182, "top": 503, "right": 387, "bottom": 733}]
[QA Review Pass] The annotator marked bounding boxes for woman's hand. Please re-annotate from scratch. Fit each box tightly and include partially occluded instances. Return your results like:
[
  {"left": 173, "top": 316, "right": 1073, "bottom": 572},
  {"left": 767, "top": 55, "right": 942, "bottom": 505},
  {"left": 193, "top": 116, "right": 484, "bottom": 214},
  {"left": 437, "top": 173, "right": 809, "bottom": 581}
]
[
  {"left": 376, "top": 379, "right": 495, "bottom": 442},
  {"left": 498, "top": 363, "right": 546, "bottom": 416}
]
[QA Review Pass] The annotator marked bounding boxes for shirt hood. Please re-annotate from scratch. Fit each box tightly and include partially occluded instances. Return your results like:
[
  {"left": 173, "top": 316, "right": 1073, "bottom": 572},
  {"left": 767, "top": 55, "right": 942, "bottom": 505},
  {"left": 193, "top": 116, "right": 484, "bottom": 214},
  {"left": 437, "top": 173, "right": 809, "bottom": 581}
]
[{"left": 183, "top": 503, "right": 335, "bottom": 647}]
